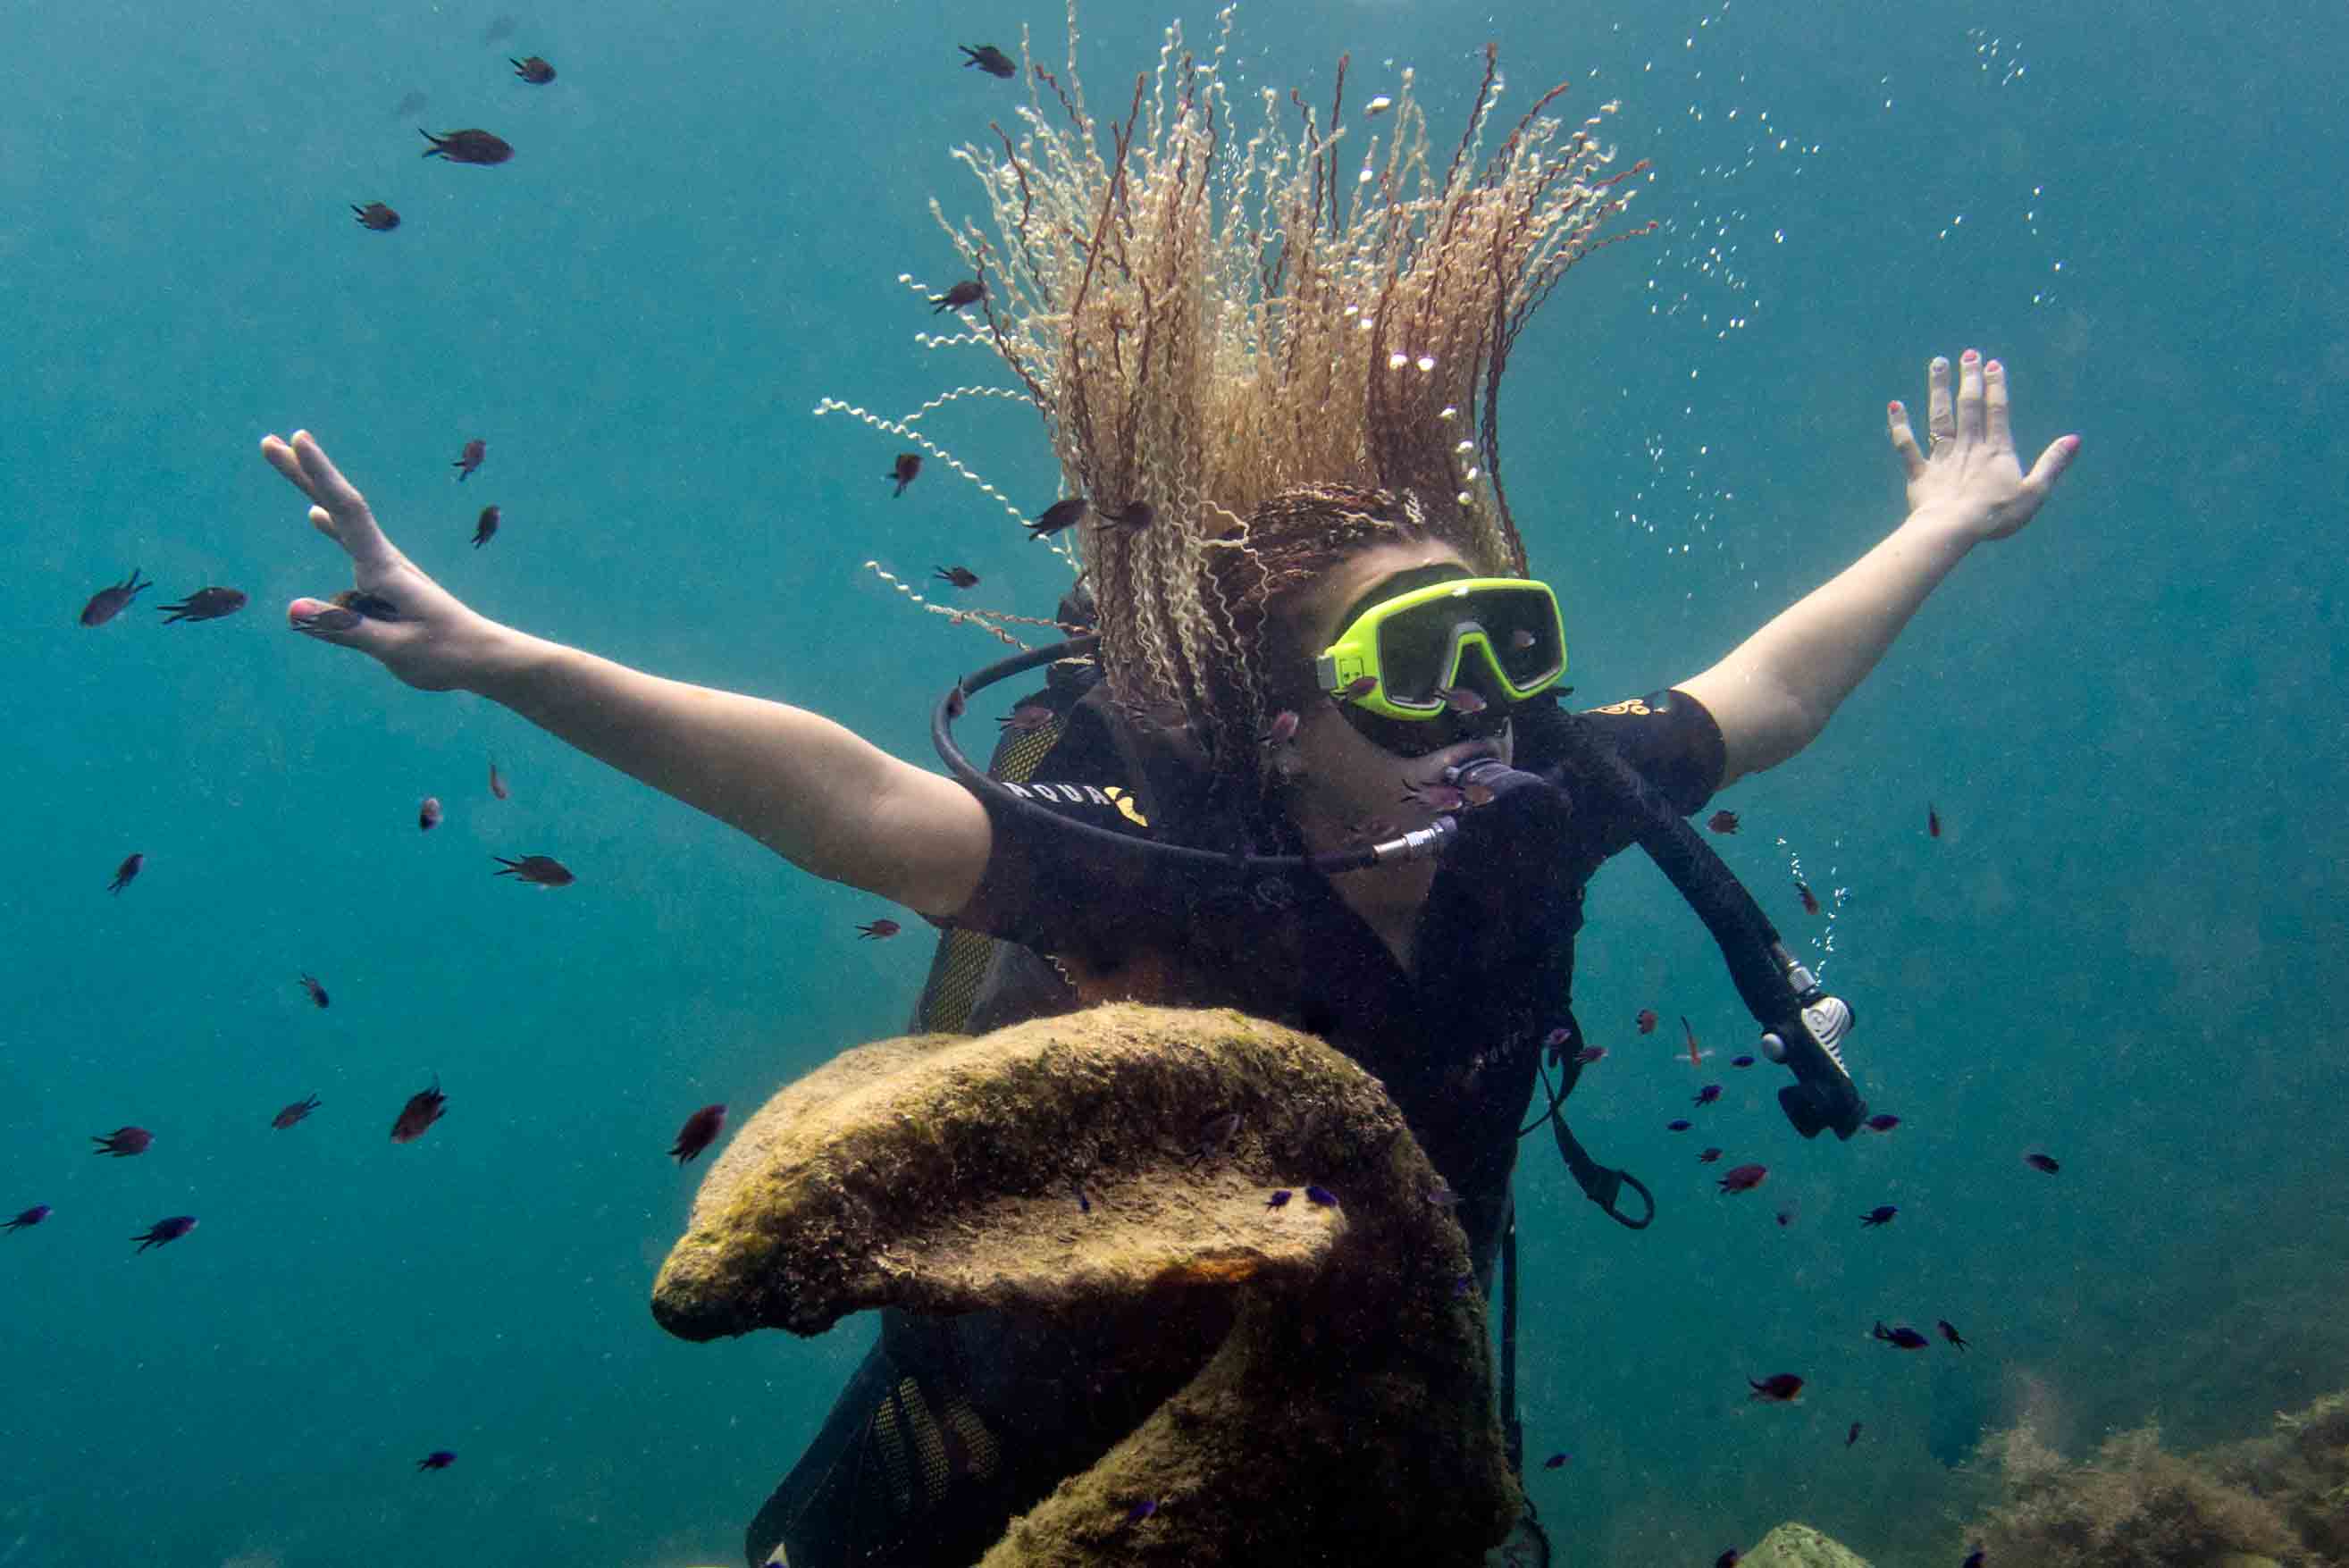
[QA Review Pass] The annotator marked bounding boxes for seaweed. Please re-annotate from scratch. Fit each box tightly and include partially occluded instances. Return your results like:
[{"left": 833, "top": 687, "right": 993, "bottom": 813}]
[{"left": 1960, "top": 1388, "right": 2349, "bottom": 1566}]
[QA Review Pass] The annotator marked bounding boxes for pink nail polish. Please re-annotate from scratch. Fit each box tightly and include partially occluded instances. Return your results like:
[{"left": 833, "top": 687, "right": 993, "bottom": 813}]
[
  {"left": 1962, "top": 349, "right": 1980, "bottom": 364},
  {"left": 1985, "top": 359, "right": 2001, "bottom": 373}
]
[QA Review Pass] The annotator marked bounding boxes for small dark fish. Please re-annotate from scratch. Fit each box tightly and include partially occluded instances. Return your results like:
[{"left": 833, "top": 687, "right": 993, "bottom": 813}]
[
  {"left": 1698, "top": 1147, "right": 1722, "bottom": 1163},
  {"left": 998, "top": 703, "right": 1053, "bottom": 734},
  {"left": 419, "top": 796, "right": 443, "bottom": 832},
  {"left": 1860, "top": 1204, "right": 1898, "bottom": 1228},
  {"left": 489, "top": 759, "right": 509, "bottom": 801},
  {"left": 453, "top": 438, "right": 487, "bottom": 480},
  {"left": 291, "top": 603, "right": 363, "bottom": 633},
  {"left": 107, "top": 852, "right": 144, "bottom": 893},
  {"left": 1873, "top": 1321, "right": 1930, "bottom": 1351},
  {"left": 1261, "top": 709, "right": 1300, "bottom": 746},
  {"left": 1666, "top": 1118, "right": 1692, "bottom": 1133},
  {"left": 1707, "top": 809, "right": 1740, "bottom": 834},
  {"left": 1718, "top": 1162, "right": 1766, "bottom": 1193},
  {"left": 929, "top": 280, "right": 986, "bottom": 313},
  {"left": 92, "top": 1126, "right": 152, "bottom": 1157},
  {"left": 1748, "top": 1373, "right": 1804, "bottom": 1403},
  {"left": 298, "top": 973, "right": 330, "bottom": 1009},
  {"left": 1775, "top": 1204, "right": 1798, "bottom": 1228},
  {"left": 2024, "top": 1152, "right": 2060, "bottom": 1175},
  {"left": 473, "top": 506, "right": 500, "bottom": 548},
  {"left": 856, "top": 918, "right": 901, "bottom": 940},
  {"left": 131, "top": 1215, "right": 197, "bottom": 1252},
  {"left": 887, "top": 453, "right": 922, "bottom": 497},
  {"left": 1434, "top": 684, "right": 1486, "bottom": 716},
  {"left": 1716, "top": 1553, "right": 1742, "bottom": 1568},
  {"left": 1938, "top": 1319, "right": 1968, "bottom": 1350},
  {"left": 1961, "top": 1546, "right": 1984, "bottom": 1568},
  {"left": 959, "top": 44, "right": 1017, "bottom": 78},
  {"left": 390, "top": 1077, "right": 448, "bottom": 1143},
  {"left": 511, "top": 55, "right": 555, "bottom": 84},
  {"left": 79, "top": 567, "right": 150, "bottom": 626},
  {"left": 669, "top": 1103, "right": 727, "bottom": 1163},
  {"left": 1928, "top": 803, "right": 1942, "bottom": 839},
  {"left": 1693, "top": 1084, "right": 1722, "bottom": 1106},
  {"left": 1865, "top": 1113, "right": 1901, "bottom": 1133},
  {"left": 1846, "top": 1421, "right": 1863, "bottom": 1448},
  {"left": 1097, "top": 500, "right": 1154, "bottom": 533},
  {"left": 1401, "top": 780, "right": 1467, "bottom": 812},
  {"left": 4, "top": 1204, "right": 52, "bottom": 1233},
  {"left": 353, "top": 201, "right": 401, "bottom": 231},
  {"left": 1574, "top": 1044, "right": 1607, "bottom": 1066},
  {"left": 1636, "top": 1008, "right": 1658, "bottom": 1035},
  {"left": 1027, "top": 497, "right": 1087, "bottom": 539},
  {"left": 271, "top": 1094, "right": 323, "bottom": 1129},
  {"left": 392, "top": 90, "right": 428, "bottom": 120},
  {"left": 1264, "top": 1189, "right": 1292, "bottom": 1209},
  {"left": 1071, "top": 1182, "right": 1091, "bottom": 1213},
  {"left": 934, "top": 565, "right": 980, "bottom": 589},
  {"left": 416, "top": 1449, "right": 457, "bottom": 1472},
  {"left": 1451, "top": 1272, "right": 1472, "bottom": 1298},
  {"left": 330, "top": 589, "right": 402, "bottom": 622},
  {"left": 158, "top": 586, "right": 247, "bottom": 623},
  {"left": 420, "top": 128, "right": 514, "bottom": 165},
  {"left": 1730, "top": 1053, "right": 1756, "bottom": 1069},
  {"left": 1425, "top": 1177, "right": 1462, "bottom": 1208},
  {"left": 1304, "top": 1184, "right": 1339, "bottom": 1207},
  {"left": 1795, "top": 878, "right": 1821, "bottom": 916},
  {"left": 1122, "top": 1498, "right": 1158, "bottom": 1525},
  {"left": 1191, "top": 1111, "right": 1242, "bottom": 1164},
  {"left": 1541, "top": 1453, "right": 1568, "bottom": 1470},
  {"left": 492, "top": 853, "right": 574, "bottom": 886},
  {"left": 1334, "top": 674, "right": 1379, "bottom": 702},
  {"left": 1682, "top": 1016, "right": 1707, "bottom": 1069}
]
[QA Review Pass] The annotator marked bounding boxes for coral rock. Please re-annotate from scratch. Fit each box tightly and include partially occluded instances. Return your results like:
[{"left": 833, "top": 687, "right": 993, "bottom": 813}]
[
  {"left": 1738, "top": 1522, "right": 1874, "bottom": 1567},
  {"left": 652, "top": 1002, "right": 1520, "bottom": 1567}
]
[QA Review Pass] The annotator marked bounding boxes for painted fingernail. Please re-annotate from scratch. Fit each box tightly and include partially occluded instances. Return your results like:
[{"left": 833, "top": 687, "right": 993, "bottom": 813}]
[
  {"left": 1931, "top": 356, "right": 1949, "bottom": 372},
  {"left": 1985, "top": 359, "right": 2002, "bottom": 373},
  {"left": 1888, "top": 400, "right": 1903, "bottom": 415}
]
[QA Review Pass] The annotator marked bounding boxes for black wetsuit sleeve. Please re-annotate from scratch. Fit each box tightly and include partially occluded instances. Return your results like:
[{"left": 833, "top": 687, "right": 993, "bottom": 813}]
[
  {"left": 931, "top": 698, "right": 1187, "bottom": 964},
  {"left": 1541, "top": 687, "right": 1728, "bottom": 816}
]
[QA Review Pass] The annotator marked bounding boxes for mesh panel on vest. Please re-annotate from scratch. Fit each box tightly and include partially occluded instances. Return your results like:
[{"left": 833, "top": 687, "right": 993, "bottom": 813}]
[{"left": 909, "top": 709, "right": 1070, "bottom": 1035}]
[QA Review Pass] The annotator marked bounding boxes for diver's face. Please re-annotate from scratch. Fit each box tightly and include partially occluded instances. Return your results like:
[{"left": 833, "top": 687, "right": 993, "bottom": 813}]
[{"left": 1276, "top": 541, "right": 1514, "bottom": 837}]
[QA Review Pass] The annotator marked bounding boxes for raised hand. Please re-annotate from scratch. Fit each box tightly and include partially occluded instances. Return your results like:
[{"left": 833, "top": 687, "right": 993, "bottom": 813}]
[
  {"left": 1887, "top": 351, "right": 2078, "bottom": 543},
  {"left": 259, "top": 430, "right": 509, "bottom": 692}
]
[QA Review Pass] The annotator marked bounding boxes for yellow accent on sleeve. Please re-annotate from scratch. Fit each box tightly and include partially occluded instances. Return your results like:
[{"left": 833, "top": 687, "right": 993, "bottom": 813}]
[
  {"left": 1586, "top": 697, "right": 1652, "bottom": 717},
  {"left": 1104, "top": 786, "right": 1150, "bottom": 826}
]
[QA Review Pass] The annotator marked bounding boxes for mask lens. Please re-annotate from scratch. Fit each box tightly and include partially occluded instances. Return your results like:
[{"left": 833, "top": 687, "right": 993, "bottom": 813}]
[{"left": 1372, "top": 584, "right": 1562, "bottom": 708}]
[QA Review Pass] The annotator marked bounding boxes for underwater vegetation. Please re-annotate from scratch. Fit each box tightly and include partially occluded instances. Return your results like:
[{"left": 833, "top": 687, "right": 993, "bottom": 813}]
[{"left": 1962, "top": 1388, "right": 2349, "bottom": 1565}]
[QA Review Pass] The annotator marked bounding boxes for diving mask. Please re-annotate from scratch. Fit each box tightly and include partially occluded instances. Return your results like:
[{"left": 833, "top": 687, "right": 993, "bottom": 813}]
[{"left": 1314, "top": 575, "right": 1568, "bottom": 720}]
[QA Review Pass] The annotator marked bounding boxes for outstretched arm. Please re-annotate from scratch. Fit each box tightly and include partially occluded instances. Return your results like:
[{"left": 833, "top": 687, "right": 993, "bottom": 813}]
[
  {"left": 1677, "top": 350, "right": 2078, "bottom": 788},
  {"left": 259, "top": 431, "right": 991, "bottom": 916}
]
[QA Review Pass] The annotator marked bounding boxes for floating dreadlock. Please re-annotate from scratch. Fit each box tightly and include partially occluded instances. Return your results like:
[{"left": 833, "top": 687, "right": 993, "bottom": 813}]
[{"left": 932, "top": 4, "right": 1651, "bottom": 770}]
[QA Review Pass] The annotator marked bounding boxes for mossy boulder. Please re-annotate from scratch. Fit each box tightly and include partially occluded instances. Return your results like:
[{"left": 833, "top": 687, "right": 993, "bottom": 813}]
[
  {"left": 652, "top": 1002, "right": 1520, "bottom": 1568},
  {"left": 1739, "top": 1522, "right": 1873, "bottom": 1567}
]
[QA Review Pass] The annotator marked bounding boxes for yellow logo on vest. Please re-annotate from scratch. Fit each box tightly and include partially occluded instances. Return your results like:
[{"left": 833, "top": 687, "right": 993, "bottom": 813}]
[{"left": 1104, "top": 786, "right": 1149, "bottom": 826}]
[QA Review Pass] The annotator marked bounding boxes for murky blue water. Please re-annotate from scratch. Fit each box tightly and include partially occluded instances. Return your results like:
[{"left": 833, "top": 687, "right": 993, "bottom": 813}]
[{"left": 3, "top": 0, "right": 2342, "bottom": 1564}]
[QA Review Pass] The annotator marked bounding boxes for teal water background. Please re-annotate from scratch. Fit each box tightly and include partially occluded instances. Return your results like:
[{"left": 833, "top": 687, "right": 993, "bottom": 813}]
[{"left": 4, "top": 0, "right": 2344, "bottom": 1564}]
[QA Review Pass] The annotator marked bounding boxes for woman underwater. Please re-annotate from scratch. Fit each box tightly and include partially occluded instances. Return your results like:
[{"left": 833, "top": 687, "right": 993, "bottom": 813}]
[{"left": 258, "top": 34, "right": 2074, "bottom": 1568}]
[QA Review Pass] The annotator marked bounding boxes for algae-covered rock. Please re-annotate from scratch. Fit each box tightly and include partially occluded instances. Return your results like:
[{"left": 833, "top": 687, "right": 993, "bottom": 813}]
[
  {"left": 653, "top": 1002, "right": 1520, "bottom": 1568},
  {"left": 1739, "top": 1522, "right": 1873, "bottom": 1567}
]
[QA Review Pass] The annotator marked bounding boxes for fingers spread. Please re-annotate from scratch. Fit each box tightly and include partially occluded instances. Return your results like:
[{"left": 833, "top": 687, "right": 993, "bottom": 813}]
[
  {"left": 271, "top": 431, "right": 399, "bottom": 571},
  {"left": 1887, "top": 399, "right": 1927, "bottom": 482},
  {"left": 1956, "top": 350, "right": 1985, "bottom": 444},
  {"left": 1984, "top": 358, "right": 2012, "bottom": 451}
]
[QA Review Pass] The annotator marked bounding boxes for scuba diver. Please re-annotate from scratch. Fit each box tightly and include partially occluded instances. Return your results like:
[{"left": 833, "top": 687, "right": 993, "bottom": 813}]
[{"left": 254, "top": 38, "right": 2076, "bottom": 1568}]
